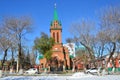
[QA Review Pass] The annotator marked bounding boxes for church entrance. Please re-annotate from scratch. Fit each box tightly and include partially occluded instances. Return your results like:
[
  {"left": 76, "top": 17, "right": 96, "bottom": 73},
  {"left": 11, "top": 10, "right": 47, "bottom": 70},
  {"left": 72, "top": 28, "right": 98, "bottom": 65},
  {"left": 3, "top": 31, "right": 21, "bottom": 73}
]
[{"left": 49, "top": 56, "right": 64, "bottom": 73}]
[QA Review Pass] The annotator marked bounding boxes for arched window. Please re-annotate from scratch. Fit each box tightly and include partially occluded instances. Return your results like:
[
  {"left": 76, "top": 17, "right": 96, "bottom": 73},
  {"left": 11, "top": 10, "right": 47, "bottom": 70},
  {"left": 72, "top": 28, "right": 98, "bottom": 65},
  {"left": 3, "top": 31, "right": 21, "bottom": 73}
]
[
  {"left": 53, "top": 32, "right": 55, "bottom": 40},
  {"left": 57, "top": 32, "right": 59, "bottom": 43}
]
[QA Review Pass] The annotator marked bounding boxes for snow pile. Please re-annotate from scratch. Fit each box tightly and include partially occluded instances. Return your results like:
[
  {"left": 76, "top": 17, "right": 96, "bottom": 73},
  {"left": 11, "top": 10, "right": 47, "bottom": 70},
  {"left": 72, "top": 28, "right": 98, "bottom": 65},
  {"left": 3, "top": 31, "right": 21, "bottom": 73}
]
[{"left": 71, "top": 72, "right": 93, "bottom": 78}]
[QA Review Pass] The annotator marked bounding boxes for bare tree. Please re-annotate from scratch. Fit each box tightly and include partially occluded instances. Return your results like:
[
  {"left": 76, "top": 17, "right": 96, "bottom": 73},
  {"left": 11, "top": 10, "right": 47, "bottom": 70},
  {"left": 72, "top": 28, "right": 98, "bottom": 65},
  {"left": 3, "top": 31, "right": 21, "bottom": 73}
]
[
  {"left": 70, "top": 19, "right": 97, "bottom": 67},
  {"left": 0, "top": 27, "right": 12, "bottom": 69},
  {"left": 66, "top": 38, "right": 73, "bottom": 43},
  {"left": 99, "top": 6, "right": 120, "bottom": 63},
  {"left": 3, "top": 16, "right": 32, "bottom": 69},
  {"left": 29, "top": 49, "right": 36, "bottom": 66},
  {"left": 95, "top": 31, "right": 107, "bottom": 58},
  {"left": 10, "top": 44, "right": 17, "bottom": 67}
]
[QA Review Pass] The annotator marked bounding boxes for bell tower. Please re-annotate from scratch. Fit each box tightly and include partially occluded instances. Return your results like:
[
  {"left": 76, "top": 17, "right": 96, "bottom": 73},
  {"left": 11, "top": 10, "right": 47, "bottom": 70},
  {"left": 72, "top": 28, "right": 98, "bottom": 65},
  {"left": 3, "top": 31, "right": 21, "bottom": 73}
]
[
  {"left": 40, "top": 4, "right": 71, "bottom": 70},
  {"left": 50, "top": 4, "right": 62, "bottom": 44}
]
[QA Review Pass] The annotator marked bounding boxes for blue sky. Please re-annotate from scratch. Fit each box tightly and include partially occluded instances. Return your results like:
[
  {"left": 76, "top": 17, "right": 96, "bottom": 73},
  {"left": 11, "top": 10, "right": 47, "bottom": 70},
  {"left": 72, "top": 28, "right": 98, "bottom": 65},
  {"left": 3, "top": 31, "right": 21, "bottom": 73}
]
[
  {"left": 0, "top": 0, "right": 120, "bottom": 62},
  {"left": 0, "top": 0, "right": 120, "bottom": 45}
]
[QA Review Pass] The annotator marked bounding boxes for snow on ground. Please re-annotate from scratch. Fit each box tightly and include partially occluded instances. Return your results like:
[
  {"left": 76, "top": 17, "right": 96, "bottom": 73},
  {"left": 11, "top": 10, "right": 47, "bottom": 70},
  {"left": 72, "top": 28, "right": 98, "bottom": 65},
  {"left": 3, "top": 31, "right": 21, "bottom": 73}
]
[
  {"left": 70, "top": 75, "right": 120, "bottom": 80},
  {"left": 1, "top": 73, "right": 120, "bottom": 80}
]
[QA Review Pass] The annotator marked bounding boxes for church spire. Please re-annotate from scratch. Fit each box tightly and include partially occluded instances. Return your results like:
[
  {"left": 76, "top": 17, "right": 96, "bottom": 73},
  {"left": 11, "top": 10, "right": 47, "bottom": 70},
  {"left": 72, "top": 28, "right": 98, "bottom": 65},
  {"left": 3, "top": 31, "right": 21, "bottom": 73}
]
[
  {"left": 50, "top": 3, "right": 61, "bottom": 26},
  {"left": 54, "top": 3, "right": 58, "bottom": 21}
]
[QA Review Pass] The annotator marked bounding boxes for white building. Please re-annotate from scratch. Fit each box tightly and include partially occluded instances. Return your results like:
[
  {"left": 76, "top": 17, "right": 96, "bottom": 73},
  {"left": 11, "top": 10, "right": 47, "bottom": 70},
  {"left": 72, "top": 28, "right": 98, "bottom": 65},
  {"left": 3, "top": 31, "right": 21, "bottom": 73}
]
[{"left": 63, "top": 43, "right": 75, "bottom": 57}]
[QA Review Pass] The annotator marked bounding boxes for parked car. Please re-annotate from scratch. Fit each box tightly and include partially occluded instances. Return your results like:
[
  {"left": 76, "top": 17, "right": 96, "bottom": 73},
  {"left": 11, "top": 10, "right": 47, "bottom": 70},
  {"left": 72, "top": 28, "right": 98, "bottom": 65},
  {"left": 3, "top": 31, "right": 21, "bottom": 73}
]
[
  {"left": 85, "top": 68, "right": 98, "bottom": 74},
  {"left": 24, "top": 68, "right": 38, "bottom": 74}
]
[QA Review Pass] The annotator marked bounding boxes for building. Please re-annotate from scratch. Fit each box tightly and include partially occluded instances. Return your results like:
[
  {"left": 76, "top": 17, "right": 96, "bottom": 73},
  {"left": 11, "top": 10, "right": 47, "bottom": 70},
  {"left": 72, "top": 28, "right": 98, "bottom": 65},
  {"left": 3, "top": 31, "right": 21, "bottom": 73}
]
[
  {"left": 39, "top": 5, "right": 72, "bottom": 71},
  {"left": 105, "top": 53, "right": 120, "bottom": 72},
  {"left": 63, "top": 43, "right": 76, "bottom": 57}
]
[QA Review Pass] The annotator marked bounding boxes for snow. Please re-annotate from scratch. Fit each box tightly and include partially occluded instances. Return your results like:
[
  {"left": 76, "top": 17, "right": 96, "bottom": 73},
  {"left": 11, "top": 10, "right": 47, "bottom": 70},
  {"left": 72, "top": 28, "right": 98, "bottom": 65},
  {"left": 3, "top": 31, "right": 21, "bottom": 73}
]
[
  {"left": 0, "top": 76, "right": 69, "bottom": 80},
  {"left": 70, "top": 75, "right": 120, "bottom": 80},
  {"left": 1, "top": 73, "right": 120, "bottom": 80},
  {"left": 71, "top": 72, "right": 93, "bottom": 78}
]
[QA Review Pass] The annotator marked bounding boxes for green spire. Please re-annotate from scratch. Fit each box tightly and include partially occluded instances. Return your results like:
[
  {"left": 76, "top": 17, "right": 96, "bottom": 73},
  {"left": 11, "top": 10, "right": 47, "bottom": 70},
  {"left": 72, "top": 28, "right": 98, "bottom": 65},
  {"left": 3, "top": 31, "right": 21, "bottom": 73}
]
[
  {"left": 50, "top": 3, "right": 62, "bottom": 27},
  {"left": 54, "top": 3, "right": 58, "bottom": 21}
]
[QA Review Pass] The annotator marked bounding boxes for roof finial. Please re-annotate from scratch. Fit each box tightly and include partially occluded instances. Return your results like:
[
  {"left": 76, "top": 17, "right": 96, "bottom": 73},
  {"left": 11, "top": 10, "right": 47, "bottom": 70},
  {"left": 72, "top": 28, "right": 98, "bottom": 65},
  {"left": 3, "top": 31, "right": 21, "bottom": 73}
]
[{"left": 54, "top": 3, "right": 56, "bottom": 8}]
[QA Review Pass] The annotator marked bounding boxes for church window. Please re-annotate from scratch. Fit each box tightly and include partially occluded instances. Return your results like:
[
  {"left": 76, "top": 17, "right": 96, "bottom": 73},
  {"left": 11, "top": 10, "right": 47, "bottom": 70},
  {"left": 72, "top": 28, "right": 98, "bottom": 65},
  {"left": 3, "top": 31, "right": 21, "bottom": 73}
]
[
  {"left": 57, "top": 32, "right": 59, "bottom": 43},
  {"left": 53, "top": 32, "right": 55, "bottom": 40}
]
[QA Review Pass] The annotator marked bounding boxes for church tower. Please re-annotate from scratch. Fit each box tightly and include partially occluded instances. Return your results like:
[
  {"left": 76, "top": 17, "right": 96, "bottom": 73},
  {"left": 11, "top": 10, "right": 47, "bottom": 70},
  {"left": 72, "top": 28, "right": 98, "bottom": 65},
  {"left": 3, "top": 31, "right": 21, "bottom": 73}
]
[
  {"left": 49, "top": 4, "right": 70, "bottom": 69},
  {"left": 50, "top": 4, "right": 65, "bottom": 61},
  {"left": 50, "top": 4, "right": 62, "bottom": 44},
  {"left": 39, "top": 4, "right": 71, "bottom": 70}
]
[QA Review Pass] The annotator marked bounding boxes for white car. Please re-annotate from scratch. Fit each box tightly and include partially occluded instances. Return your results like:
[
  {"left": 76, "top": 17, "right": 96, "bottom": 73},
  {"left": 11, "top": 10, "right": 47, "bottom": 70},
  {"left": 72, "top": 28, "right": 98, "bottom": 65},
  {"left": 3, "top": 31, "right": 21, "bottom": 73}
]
[
  {"left": 86, "top": 68, "right": 98, "bottom": 73},
  {"left": 24, "top": 68, "right": 38, "bottom": 74}
]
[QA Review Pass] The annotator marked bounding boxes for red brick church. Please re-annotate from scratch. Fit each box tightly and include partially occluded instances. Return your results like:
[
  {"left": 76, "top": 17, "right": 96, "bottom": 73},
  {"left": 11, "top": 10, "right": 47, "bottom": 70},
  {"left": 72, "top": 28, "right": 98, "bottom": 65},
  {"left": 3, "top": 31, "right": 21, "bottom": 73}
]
[{"left": 39, "top": 5, "right": 72, "bottom": 71}]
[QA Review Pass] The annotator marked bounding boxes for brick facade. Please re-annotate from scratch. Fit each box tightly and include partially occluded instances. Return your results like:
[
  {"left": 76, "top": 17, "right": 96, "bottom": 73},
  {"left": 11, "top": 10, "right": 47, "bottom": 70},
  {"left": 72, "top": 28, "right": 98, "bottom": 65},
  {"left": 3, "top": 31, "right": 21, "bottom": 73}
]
[{"left": 39, "top": 7, "right": 71, "bottom": 70}]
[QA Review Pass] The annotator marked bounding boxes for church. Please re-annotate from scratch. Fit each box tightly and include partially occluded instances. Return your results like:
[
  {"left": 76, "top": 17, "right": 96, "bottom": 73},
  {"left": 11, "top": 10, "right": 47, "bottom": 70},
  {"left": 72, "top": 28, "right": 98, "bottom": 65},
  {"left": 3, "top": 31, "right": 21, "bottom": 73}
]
[{"left": 39, "top": 5, "right": 73, "bottom": 71}]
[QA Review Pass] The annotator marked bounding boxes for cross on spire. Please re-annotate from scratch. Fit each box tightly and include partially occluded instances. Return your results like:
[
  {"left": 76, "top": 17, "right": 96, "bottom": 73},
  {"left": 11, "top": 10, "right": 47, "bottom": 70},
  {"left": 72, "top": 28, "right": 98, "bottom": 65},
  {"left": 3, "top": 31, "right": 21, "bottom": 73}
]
[{"left": 54, "top": 3, "right": 56, "bottom": 8}]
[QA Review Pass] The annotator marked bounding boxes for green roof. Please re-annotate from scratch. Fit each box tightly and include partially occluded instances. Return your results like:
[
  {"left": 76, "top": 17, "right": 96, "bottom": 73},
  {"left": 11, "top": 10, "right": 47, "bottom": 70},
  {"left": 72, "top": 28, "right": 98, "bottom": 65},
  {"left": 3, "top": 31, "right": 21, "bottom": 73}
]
[
  {"left": 38, "top": 55, "right": 44, "bottom": 60},
  {"left": 54, "top": 8, "right": 58, "bottom": 21},
  {"left": 69, "top": 55, "right": 74, "bottom": 59}
]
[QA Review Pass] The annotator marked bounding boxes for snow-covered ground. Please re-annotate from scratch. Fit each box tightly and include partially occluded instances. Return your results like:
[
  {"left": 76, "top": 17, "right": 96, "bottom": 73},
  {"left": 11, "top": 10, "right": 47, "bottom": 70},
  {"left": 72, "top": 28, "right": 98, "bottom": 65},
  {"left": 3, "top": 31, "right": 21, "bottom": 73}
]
[{"left": 1, "top": 73, "right": 120, "bottom": 80}]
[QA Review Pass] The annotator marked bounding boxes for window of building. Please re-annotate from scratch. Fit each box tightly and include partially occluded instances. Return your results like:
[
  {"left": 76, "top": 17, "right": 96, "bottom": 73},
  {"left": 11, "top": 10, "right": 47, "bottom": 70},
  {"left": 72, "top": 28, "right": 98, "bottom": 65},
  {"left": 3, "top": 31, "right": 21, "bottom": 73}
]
[
  {"left": 53, "top": 32, "right": 55, "bottom": 40},
  {"left": 57, "top": 32, "right": 59, "bottom": 43}
]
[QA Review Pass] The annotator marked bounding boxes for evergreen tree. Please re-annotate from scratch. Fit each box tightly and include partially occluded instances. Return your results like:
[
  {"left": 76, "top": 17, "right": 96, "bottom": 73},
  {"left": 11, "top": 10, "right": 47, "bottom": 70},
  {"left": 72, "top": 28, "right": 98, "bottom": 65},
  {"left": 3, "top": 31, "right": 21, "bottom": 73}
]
[{"left": 34, "top": 32, "right": 54, "bottom": 60}]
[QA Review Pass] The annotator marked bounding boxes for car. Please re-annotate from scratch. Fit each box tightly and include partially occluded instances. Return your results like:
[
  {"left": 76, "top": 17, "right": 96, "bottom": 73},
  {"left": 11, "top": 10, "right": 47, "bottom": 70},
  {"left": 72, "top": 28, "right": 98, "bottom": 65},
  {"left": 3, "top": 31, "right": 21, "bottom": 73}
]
[
  {"left": 85, "top": 68, "right": 98, "bottom": 74},
  {"left": 24, "top": 68, "right": 38, "bottom": 74}
]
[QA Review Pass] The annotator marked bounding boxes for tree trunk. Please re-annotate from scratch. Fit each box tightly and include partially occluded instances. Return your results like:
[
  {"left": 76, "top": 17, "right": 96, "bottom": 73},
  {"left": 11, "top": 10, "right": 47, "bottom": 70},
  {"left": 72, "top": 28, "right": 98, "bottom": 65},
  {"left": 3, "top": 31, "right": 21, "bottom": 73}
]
[
  {"left": 80, "top": 42, "right": 96, "bottom": 68},
  {"left": 18, "top": 43, "right": 22, "bottom": 70},
  {"left": 105, "top": 42, "right": 116, "bottom": 73},
  {"left": 11, "top": 48, "right": 14, "bottom": 66},
  {"left": 1, "top": 49, "right": 8, "bottom": 69},
  {"left": 108, "top": 42, "right": 116, "bottom": 63}
]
